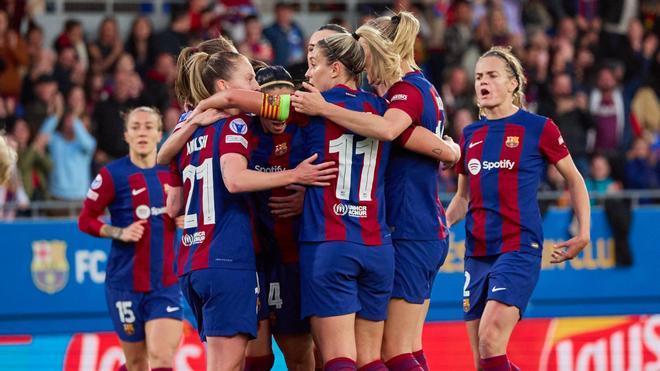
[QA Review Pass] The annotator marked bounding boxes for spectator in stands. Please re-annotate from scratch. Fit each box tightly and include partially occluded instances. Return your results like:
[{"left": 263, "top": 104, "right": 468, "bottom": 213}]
[
  {"left": 625, "top": 137, "right": 659, "bottom": 190},
  {"left": 6, "top": 116, "right": 50, "bottom": 201},
  {"left": 538, "top": 73, "right": 594, "bottom": 175},
  {"left": 23, "top": 73, "right": 58, "bottom": 136},
  {"left": 263, "top": 2, "right": 305, "bottom": 68},
  {"left": 599, "top": 0, "right": 640, "bottom": 62},
  {"left": 88, "top": 16, "right": 123, "bottom": 75},
  {"left": 54, "top": 19, "right": 89, "bottom": 72},
  {"left": 143, "top": 53, "right": 177, "bottom": 114},
  {"left": 52, "top": 45, "right": 83, "bottom": 96},
  {"left": 589, "top": 65, "right": 634, "bottom": 155},
  {"left": 92, "top": 72, "right": 136, "bottom": 166},
  {"left": 25, "top": 22, "right": 43, "bottom": 65},
  {"left": 450, "top": 108, "right": 475, "bottom": 140},
  {"left": 114, "top": 53, "right": 136, "bottom": 76},
  {"left": 631, "top": 60, "right": 659, "bottom": 138},
  {"left": 443, "top": 0, "right": 473, "bottom": 69},
  {"left": 37, "top": 94, "right": 96, "bottom": 202},
  {"left": 238, "top": 15, "right": 273, "bottom": 64},
  {"left": 154, "top": 7, "right": 191, "bottom": 57},
  {"left": 0, "top": 9, "right": 28, "bottom": 98},
  {"left": 586, "top": 154, "right": 621, "bottom": 203},
  {"left": 20, "top": 45, "right": 54, "bottom": 105},
  {"left": 125, "top": 15, "right": 156, "bottom": 79},
  {"left": 440, "top": 66, "right": 474, "bottom": 118}
]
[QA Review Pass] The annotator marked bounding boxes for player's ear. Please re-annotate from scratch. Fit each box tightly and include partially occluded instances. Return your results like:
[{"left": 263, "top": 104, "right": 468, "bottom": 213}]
[
  {"left": 216, "top": 79, "right": 228, "bottom": 91},
  {"left": 330, "top": 61, "right": 342, "bottom": 79}
]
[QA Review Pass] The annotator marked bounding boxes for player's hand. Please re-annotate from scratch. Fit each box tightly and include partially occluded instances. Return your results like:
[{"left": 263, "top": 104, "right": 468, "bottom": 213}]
[
  {"left": 293, "top": 153, "right": 337, "bottom": 187},
  {"left": 291, "top": 82, "right": 328, "bottom": 116},
  {"left": 174, "top": 216, "right": 185, "bottom": 229},
  {"left": 268, "top": 184, "right": 306, "bottom": 218},
  {"left": 550, "top": 235, "right": 590, "bottom": 263},
  {"left": 119, "top": 220, "right": 148, "bottom": 243},
  {"left": 441, "top": 135, "right": 461, "bottom": 169},
  {"left": 190, "top": 108, "right": 229, "bottom": 127}
]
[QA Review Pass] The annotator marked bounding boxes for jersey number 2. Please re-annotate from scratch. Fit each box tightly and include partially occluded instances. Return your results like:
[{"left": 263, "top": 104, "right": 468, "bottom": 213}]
[
  {"left": 329, "top": 134, "right": 379, "bottom": 201},
  {"left": 182, "top": 158, "right": 215, "bottom": 229}
]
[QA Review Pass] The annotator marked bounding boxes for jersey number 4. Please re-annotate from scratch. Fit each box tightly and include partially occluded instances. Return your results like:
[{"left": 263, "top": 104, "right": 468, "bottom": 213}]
[
  {"left": 182, "top": 158, "right": 215, "bottom": 229},
  {"left": 329, "top": 134, "right": 379, "bottom": 202}
]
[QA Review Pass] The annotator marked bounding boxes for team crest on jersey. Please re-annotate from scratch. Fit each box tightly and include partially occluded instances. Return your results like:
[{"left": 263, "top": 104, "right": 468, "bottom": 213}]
[
  {"left": 91, "top": 174, "right": 102, "bottom": 190},
  {"left": 505, "top": 136, "right": 520, "bottom": 148},
  {"left": 123, "top": 323, "right": 135, "bottom": 335},
  {"left": 274, "top": 142, "right": 288, "bottom": 156},
  {"left": 31, "top": 240, "right": 69, "bottom": 294},
  {"left": 229, "top": 118, "right": 248, "bottom": 135},
  {"left": 463, "top": 298, "right": 470, "bottom": 312}
]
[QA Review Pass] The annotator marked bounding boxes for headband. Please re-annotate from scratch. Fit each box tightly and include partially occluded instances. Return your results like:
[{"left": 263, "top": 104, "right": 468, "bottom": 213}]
[
  {"left": 259, "top": 80, "right": 295, "bottom": 90},
  {"left": 352, "top": 32, "right": 360, "bottom": 41},
  {"left": 484, "top": 50, "right": 521, "bottom": 92}
]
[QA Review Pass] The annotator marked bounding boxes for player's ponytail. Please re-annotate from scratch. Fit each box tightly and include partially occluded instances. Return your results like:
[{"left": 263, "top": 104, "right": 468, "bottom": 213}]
[
  {"left": 370, "top": 11, "right": 420, "bottom": 71},
  {"left": 175, "top": 36, "right": 238, "bottom": 108},
  {"left": 186, "top": 51, "right": 244, "bottom": 106},
  {"left": 0, "top": 135, "right": 16, "bottom": 186},
  {"left": 480, "top": 46, "right": 527, "bottom": 108},
  {"left": 355, "top": 25, "right": 402, "bottom": 88}
]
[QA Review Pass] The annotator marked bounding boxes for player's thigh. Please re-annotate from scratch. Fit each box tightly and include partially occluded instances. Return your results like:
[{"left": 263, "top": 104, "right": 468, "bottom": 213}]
[
  {"left": 465, "top": 319, "right": 481, "bottom": 369},
  {"left": 207, "top": 334, "right": 250, "bottom": 371},
  {"left": 144, "top": 318, "right": 182, "bottom": 364},
  {"left": 355, "top": 317, "right": 385, "bottom": 366},
  {"left": 478, "top": 300, "right": 520, "bottom": 356},
  {"left": 310, "top": 313, "right": 357, "bottom": 363},
  {"left": 246, "top": 319, "right": 272, "bottom": 357},
  {"left": 383, "top": 298, "right": 423, "bottom": 359},
  {"left": 412, "top": 299, "right": 431, "bottom": 351}
]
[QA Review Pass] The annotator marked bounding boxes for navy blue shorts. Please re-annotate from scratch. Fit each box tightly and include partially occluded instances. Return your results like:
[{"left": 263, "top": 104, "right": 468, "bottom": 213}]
[
  {"left": 299, "top": 241, "right": 394, "bottom": 321},
  {"left": 257, "top": 270, "right": 270, "bottom": 322},
  {"left": 391, "top": 239, "right": 449, "bottom": 304},
  {"left": 267, "top": 262, "right": 310, "bottom": 335},
  {"left": 179, "top": 268, "right": 259, "bottom": 341},
  {"left": 105, "top": 284, "right": 183, "bottom": 342},
  {"left": 463, "top": 251, "right": 541, "bottom": 321}
]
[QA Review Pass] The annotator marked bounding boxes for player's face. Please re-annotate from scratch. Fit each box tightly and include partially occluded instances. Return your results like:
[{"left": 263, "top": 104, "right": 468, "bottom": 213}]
[
  {"left": 217, "top": 56, "right": 260, "bottom": 92},
  {"left": 474, "top": 56, "right": 518, "bottom": 110},
  {"left": 305, "top": 46, "right": 335, "bottom": 92},
  {"left": 260, "top": 86, "right": 294, "bottom": 135},
  {"left": 124, "top": 111, "right": 162, "bottom": 156}
]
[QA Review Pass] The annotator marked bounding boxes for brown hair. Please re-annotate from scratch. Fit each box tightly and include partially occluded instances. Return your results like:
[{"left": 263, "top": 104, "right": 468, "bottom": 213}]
[
  {"left": 369, "top": 11, "right": 420, "bottom": 70},
  {"left": 479, "top": 46, "right": 527, "bottom": 107},
  {"left": 186, "top": 51, "right": 245, "bottom": 105},
  {"left": 174, "top": 36, "right": 238, "bottom": 107}
]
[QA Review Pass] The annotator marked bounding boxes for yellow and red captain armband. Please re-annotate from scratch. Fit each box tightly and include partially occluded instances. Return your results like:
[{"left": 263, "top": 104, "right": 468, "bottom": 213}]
[{"left": 259, "top": 93, "right": 291, "bottom": 122}]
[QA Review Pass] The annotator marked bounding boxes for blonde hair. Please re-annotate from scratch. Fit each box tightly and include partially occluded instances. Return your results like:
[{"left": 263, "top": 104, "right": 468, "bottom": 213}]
[
  {"left": 355, "top": 25, "right": 402, "bottom": 88},
  {"left": 479, "top": 46, "right": 527, "bottom": 108},
  {"left": 316, "top": 33, "right": 366, "bottom": 79},
  {"left": 186, "top": 51, "right": 244, "bottom": 105},
  {"left": 175, "top": 36, "right": 238, "bottom": 107},
  {"left": 124, "top": 106, "right": 164, "bottom": 131},
  {"left": 0, "top": 136, "right": 17, "bottom": 186},
  {"left": 370, "top": 11, "right": 420, "bottom": 70}
]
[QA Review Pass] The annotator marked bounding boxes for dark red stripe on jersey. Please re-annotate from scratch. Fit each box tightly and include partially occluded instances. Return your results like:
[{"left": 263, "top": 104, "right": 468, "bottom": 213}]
[
  {"left": 177, "top": 135, "right": 194, "bottom": 276},
  {"left": 359, "top": 101, "right": 383, "bottom": 246},
  {"left": 498, "top": 124, "right": 525, "bottom": 253},
  {"left": 157, "top": 171, "right": 178, "bottom": 287},
  {"left": 128, "top": 173, "right": 152, "bottom": 292},
  {"left": 270, "top": 132, "right": 300, "bottom": 262},
  {"left": 191, "top": 126, "right": 217, "bottom": 272},
  {"left": 324, "top": 106, "right": 348, "bottom": 241},
  {"left": 467, "top": 126, "right": 489, "bottom": 256}
]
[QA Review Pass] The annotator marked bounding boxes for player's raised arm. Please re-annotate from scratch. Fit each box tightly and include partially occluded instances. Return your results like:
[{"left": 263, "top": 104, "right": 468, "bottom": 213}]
[{"left": 398, "top": 127, "right": 461, "bottom": 165}]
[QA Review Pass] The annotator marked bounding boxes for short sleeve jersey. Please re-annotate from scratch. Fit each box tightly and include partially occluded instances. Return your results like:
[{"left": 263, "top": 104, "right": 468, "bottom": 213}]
[
  {"left": 456, "top": 109, "right": 570, "bottom": 257},
  {"left": 385, "top": 71, "right": 449, "bottom": 241},
  {"left": 82, "top": 157, "right": 178, "bottom": 292},
  {"left": 294, "top": 85, "right": 391, "bottom": 246},
  {"left": 174, "top": 114, "right": 256, "bottom": 275}
]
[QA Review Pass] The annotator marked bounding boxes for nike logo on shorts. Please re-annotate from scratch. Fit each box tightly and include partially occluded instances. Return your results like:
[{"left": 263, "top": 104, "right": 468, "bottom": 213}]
[
  {"left": 492, "top": 286, "right": 507, "bottom": 293},
  {"left": 166, "top": 306, "right": 180, "bottom": 313}
]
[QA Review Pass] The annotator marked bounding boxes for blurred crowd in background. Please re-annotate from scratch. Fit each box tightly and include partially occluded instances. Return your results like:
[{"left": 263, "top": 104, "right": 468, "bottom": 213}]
[{"left": 0, "top": 0, "right": 658, "bottom": 221}]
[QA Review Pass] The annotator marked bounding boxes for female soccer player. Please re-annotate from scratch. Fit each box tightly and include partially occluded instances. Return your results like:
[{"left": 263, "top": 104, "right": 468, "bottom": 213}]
[
  {"left": 170, "top": 27, "right": 401, "bottom": 370},
  {"left": 446, "top": 46, "right": 591, "bottom": 371},
  {"left": 242, "top": 65, "right": 315, "bottom": 371},
  {"left": 78, "top": 107, "right": 183, "bottom": 371},
  {"left": 170, "top": 51, "right": 336, "bottom": 371},
  {"left": 291, "top": 12, "right": 459, "bottom": 370}
]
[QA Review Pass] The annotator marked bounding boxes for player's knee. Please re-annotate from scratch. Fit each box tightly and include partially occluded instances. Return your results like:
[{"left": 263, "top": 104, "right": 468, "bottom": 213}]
[
  {"left": 147, "top": 346, "right": 175, "bottom": 368},
  {"left": 124, "top": 354, "right": 149, "bottom": 371},
  {"left": 477, "top": 325, "right": 503, "bottom": 356}
]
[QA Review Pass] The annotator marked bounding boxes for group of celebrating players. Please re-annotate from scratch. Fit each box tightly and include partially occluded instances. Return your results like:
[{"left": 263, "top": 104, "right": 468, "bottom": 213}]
[{"left": 78, "top": 10, "right": 591, "bottom": 371}]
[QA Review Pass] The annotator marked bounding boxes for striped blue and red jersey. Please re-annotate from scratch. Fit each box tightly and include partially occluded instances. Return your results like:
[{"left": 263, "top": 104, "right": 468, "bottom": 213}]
[
  {"left": 292, "top": 84, "right": 391, "bottom": 245},
  {"left": 78, "top": 157, "right": 178, "bottom": 292},
  {"left": 174, "top": 114, "right": 256, "bottom": 275},
  {"left": 456, "top": 109, "right": 570, "bottom": 257},
  {"left": 385, "top": 71, "right": 449, "bottom": 241},
  {"left": 249, "top": 122, "right": 306, "bottom": 263}
]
